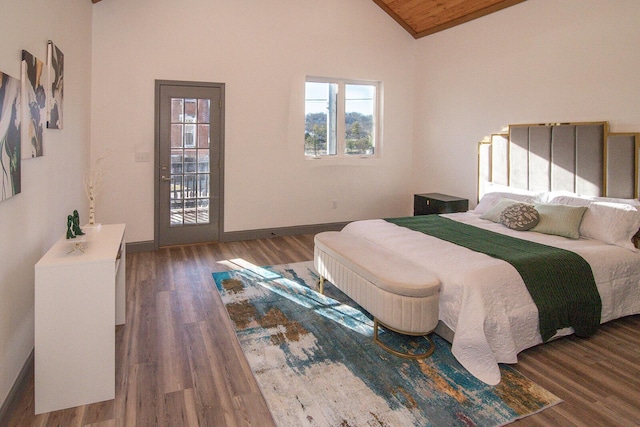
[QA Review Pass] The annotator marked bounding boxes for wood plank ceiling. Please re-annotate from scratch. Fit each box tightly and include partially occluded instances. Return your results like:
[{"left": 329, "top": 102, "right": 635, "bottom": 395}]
[
  {"left": 90, "top": 0, "right": 526, "bottom": 39},
  {"left": 372, "top": 0, "right": 526, "bottom": 38}
]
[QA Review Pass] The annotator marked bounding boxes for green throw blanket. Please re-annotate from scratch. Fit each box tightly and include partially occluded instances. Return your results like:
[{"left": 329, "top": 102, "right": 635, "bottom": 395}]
[{"left": 385, "top": 215, "right": 602, "bottom": 341}]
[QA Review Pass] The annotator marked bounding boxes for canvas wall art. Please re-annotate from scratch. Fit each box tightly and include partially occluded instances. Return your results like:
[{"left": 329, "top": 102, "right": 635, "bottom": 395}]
[
  {"left": 47, "top": 41, "right": 63, "bottom": 129},
  {"left": 21, "top": 50, "right": 46, "bottom": 158},
  {"left": 0, "top": 71, "right": 22, "bottom": 201}
]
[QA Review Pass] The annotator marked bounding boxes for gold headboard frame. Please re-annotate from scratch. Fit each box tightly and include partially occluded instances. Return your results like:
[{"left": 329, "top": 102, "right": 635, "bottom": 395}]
[{"left": 478, "top": 121, "right": 639, "bottom": 203}]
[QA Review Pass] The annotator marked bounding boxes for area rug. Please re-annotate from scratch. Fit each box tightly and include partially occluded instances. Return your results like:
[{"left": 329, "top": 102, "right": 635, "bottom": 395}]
[{"left": 213, "top": 261, "right": 561, "bottom": 427}]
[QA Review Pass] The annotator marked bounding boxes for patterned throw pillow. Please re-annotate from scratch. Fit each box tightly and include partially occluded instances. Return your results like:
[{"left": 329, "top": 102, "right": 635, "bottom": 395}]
[{"left": 500, "top": 203, "right": 540, "bottom": 231}]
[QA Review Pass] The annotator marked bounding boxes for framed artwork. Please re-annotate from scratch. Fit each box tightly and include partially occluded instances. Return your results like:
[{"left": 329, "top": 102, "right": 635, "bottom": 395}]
[
  {"left": 0, "top": 71, "right": 22, "bottom": 201},
  {"left": 21, "top": 50, "right": 46, "bottom": 158},
  {"left": 47, "top": 41, "right": 64, "bottom": 129}
]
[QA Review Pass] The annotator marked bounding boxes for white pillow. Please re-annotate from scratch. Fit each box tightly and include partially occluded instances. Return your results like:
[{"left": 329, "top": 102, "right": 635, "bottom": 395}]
[
  {"left": 474, "top": 192, "right": 540, "bottom": 215},
  {"left": 541, "top": 190, "right": 584, "bottom": 203},
  {"left": 593, "top": 196, "right": 640, "bottom": 207},
  {"left": 479, "top": 198, "right": 523, "bottom": 222},
  {"left": 547, "top": 195, "right": 591, "bottom": 207},
  {"left": 548, "top": 193, "right": 640, "bottom": 208},
  {"left": 580, "top": 202, "right": 640, "bottom": 251},
  {"left": 484, "top": 182, "right": 541, "bottom": 196}
]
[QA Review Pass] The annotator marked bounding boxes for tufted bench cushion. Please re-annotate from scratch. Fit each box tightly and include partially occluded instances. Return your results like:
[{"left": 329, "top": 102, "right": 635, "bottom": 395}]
[
  {"left": 314, "top": 231, "right": 440, "bottom": 298},
  {"left": 314, "top": 231, "right": 440, "bottom": 336}
]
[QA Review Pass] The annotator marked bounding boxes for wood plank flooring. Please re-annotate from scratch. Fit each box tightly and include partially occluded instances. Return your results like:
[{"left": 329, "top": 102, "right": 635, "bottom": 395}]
[{"left": 2, "top": 234, "right": 639, "bottom": 426}]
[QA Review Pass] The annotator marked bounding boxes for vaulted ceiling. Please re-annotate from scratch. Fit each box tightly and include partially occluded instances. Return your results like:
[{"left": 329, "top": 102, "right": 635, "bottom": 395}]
[
  {"left": 90, "top": 0, "right": 526, "bottom": 39},
  {"left": 372, "top": 0, "right": 526, "bottom": 38}
]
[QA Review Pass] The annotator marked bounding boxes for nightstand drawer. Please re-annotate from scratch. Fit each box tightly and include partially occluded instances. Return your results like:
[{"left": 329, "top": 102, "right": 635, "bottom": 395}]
[{"left": 414, "top": 193, "right": 468, "bottom": 216}]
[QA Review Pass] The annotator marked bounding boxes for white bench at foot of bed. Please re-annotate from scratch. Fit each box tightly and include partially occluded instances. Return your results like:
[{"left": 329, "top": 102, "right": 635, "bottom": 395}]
[{"left": 314, "top": 231, "right": 441, "bottom": 359}]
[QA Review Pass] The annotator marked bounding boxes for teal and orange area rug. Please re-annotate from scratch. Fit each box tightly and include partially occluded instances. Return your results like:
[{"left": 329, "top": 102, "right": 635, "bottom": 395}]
[{"left": 213, "top": 261, "right": 561, "bottom": 427}]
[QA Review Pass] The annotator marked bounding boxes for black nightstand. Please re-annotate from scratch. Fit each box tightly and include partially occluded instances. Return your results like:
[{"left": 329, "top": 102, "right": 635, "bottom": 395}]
[{"left": 414, "top": 193, "right": 468, "bottom": 216}]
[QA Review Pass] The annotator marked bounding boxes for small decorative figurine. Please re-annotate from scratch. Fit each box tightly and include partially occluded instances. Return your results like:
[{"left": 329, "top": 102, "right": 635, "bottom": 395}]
[
  {"left": 72, "top": 210, "right": 85, "bottom": 236},
  {"left": 66, "top": 215, "right": 75, "bottom": 239},
  {"left": 66, "top": 211, "right": 87, "bottom": 253}
]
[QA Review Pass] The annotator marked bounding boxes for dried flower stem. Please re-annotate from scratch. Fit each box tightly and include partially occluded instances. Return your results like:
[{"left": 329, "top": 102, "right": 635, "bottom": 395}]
[{"left": 83, "top": 150, "right": 113, "bottom": 225}]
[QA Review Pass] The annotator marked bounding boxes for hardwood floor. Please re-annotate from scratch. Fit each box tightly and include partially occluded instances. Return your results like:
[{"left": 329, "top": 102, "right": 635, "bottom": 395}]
[{"left": 2, "top": 234, "right": 640, "bottom": 426}]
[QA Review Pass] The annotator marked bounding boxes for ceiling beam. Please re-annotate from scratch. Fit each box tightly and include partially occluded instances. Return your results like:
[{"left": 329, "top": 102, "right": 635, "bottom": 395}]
[
  {"left": 373, "top": 0, "right": 527, "bottom": 39},
  {"left": 371, "top": 0, "right": 418, "bottom": 38},
  {"left": 414, "top": 0, "right": 526, "bottom": 38}
]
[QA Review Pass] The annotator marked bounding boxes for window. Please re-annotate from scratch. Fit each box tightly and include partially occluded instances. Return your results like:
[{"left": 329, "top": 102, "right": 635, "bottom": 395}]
[{"left": 305, "top": 77, "right": 379, "bottom": 158}]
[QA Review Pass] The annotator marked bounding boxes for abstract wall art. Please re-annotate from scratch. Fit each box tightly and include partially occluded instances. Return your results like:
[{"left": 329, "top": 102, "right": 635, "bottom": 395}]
[
  {"left": 47, "top": 41, "right": 63, "bottom": 129},
  {"left": 0, "top": 71, "right": 22, "bottom": 201},
  {"left": 21, "top": 50, "right": 46, "bottom": 158}
]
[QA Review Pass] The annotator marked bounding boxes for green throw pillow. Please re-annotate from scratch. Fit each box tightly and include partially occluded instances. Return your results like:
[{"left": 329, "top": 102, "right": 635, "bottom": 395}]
[
  {"left": 500, "top": 203, "right": 540, "bottom": 231},
  {"left": 531, "top": 203, "right": 587, "bottom": 239}
]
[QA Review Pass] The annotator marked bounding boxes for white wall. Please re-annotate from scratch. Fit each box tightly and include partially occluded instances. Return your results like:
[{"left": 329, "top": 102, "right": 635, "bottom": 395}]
[
  {"left": 412, "top": 0, "right": 640, "bottom": 207},
  {"left": 91, "top": 0, "right": 416, "bottom": 243},
  {"left": 0, "top": 0, "right": 93, "bottom": 409}
]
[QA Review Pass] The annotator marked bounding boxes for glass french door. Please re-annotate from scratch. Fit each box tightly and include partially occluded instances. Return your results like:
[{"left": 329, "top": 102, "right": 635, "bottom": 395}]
[{"left": 156, "top": 81, "right": 224, "bottom": 247}]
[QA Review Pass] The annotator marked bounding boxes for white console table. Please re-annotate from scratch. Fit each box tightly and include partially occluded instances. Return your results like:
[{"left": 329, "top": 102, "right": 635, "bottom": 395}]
[{"left": 34, "top": 223, "right": 126, "bottom": 414}]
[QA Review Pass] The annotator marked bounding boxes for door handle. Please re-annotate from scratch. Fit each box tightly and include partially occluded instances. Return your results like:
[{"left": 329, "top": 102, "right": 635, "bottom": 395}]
[{"left": 161, "top": 176, "right": 171, "bottom": 182}]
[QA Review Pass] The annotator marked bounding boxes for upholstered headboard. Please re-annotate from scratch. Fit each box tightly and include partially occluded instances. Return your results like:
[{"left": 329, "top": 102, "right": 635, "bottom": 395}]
[{"left": 478, "top": 122, "right": 639, "bottom": 201}]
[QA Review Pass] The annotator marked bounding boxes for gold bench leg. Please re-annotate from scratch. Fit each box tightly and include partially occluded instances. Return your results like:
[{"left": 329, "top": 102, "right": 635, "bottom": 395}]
[
  {"left": 317, "top": 276, "right": 325, "bottom": 294},
  {"left": 373, "top": 318, "right": 435, "bottom": 360}
]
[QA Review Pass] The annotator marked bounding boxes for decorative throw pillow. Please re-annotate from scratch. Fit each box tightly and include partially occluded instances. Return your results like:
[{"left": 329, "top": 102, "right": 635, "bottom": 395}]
[
  {"left": 531, "top": 203, "right": 587, "bottom": 239},
  {"left": 500, "top": 203, "right": 540, "bottom": 231}
]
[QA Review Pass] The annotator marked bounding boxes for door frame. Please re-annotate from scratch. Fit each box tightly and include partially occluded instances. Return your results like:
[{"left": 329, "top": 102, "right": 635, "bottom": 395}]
[{"left": 153, "top": 79, "right": 225, "bottom": 249}]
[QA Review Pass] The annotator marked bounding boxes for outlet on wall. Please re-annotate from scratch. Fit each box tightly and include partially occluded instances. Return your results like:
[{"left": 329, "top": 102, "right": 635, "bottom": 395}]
[
  {"left": 332, "top": 200, "right": 337, "bottom": 209},
  {"left": 135, "top": 152, "right": 151, "bottom": 162}
]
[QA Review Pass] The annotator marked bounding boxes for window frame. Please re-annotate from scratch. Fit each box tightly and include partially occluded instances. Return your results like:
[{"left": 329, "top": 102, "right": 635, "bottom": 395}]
[{"left": 304, "top": 76, "right": 381, "bottom": 159}]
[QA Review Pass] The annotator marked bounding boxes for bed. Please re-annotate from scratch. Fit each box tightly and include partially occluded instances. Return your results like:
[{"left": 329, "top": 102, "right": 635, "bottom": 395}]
[{"left": 314, "top": 121, "right": 640, "bottom": 385}]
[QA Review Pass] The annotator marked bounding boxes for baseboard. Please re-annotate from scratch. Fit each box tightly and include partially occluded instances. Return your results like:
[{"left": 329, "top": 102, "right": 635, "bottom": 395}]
[
  {"left": 0, "top": 349, "right": 33, "bottom": 424},
  {"left": 131, "top": 222, "right": 349, "bottom": 251},
  {"left": 220, "top": 222, "right": 349, "bottom": 242},
  {"left": 126, "top": 240, "right": 155, "bottom": 253}
]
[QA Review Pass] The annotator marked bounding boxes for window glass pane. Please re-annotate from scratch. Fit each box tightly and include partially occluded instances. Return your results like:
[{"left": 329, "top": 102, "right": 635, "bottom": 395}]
[
  {"left": 197, "top": 124, "right": 210, "bottom": 148},
  {"left": 184, "top": 150, "right": 197, "bottom": 174},
  {"left": 171, "top": 124, "right": 183, "bottom": 148},
  {"left": 170, "top": 199, "right": 183, "bottom": 225},
  {"left": 184, "top": 199, "right": 197, "bottom": 224},
  {"left": 184, "top": 99, "right": 197, "bottom": 123},
  {"left": 198, "top": 174, "right": 210, "bottom": 197},
  {"left": 170, "top": 175, "right": 183, "bottom": 200},
  {"left": 170, "top": 150, "right": 183, "bottom": 174},
  {"left": 171, "top": 98, "right": 184, "bottom": 123},
  {"left": 198, "top": 99, "right": 210, "bottom": 123},
  {"left": 197, "top": 199, "right": 209, "bottom": 224},
  {"left": 183, "top": 175, "right": 197, "bottom": 200},
  {"left": 184, "top": 124, "right": 196, "bottom": 148},
  {"left": 305, "top": 82, "right": 337, "bottom": 156},
  {"left": 198, "top": 150, "right": 209, "bottom": 173},
  {"left": 345, "top": 84, "right": 375, "bottom": 155},
  {"left": 183, "top": 175, "right": 197, "bottom": 225}
]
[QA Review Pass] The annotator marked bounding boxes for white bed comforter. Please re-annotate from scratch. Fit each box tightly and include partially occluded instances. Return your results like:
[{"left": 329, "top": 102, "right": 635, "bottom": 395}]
[{"left": 340, "top": 212, "right": 640, "bottom": 385}]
